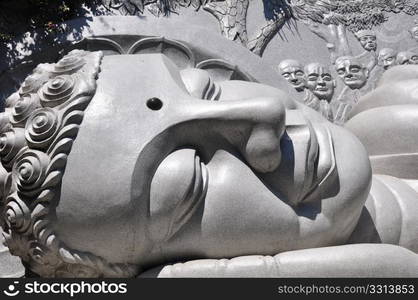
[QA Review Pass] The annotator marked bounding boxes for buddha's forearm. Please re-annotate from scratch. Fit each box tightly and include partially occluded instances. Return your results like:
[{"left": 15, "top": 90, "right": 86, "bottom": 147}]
[{"left": 139, "top": 244, "right": 418, "bottom": 278}]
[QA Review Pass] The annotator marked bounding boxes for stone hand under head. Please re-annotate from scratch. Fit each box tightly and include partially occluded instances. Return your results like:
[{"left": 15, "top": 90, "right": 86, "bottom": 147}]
[
  {"left": 278, "top": 59, "right": 306, "bottom": 92},
  {"left": 304, "top": 62, "right": 336, "bottom": 102}
]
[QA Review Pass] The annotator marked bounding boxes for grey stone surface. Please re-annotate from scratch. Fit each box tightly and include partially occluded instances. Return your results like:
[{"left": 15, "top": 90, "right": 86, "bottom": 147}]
[
  {"left": 0, "top": 227, "right": 24, "bottom": 278},
  {"left": 141, "top": 244, "right": 418, "bottom": 277},
  {"left": 346, "top": 65, "right": 418, "bottom": 180},
  {"left": 0, "top": 1, "right": 417, "bottom": 278}
]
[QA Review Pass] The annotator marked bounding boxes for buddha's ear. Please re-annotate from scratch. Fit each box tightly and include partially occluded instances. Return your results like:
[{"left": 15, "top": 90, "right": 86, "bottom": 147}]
[{"left": 332, "top": 79, "right": 337, "bottom": 88}]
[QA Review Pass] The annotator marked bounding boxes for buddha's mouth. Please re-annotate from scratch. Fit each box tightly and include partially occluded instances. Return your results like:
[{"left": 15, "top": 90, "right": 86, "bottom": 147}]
[
  {"left": 162, "top": 153, "right": 209, "bottom": 243},
  {"left": 298, "top": 122, "right": 336, "bottom": 204},
  {"left": 267, "top": 110, "right": 336, "bottom": 206}
]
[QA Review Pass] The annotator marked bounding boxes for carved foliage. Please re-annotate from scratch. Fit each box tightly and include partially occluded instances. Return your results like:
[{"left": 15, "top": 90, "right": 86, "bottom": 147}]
[{"left": 204, "top": 0, "right": 291, "bottom": 56}]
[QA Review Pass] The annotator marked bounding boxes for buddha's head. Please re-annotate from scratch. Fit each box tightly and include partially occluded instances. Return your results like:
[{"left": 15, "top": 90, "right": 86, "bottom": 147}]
[
  {"left": 304, "top": 63, "right": 336, "bottom": 102},
  {"left": 335, "top": 56, "right": 369, "bottom": 89},
  {"left": 278, "top": 59, "right": 306, "bottom": 92},
  {"left": 378, "top": 48, "right": 397, "bottom": 70},
  {"left": 0, "top": 43, "right": 372, "bottom": 277}
]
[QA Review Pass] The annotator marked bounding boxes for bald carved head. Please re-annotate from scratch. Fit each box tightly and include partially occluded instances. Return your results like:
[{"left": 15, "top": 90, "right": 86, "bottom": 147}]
[
  {"left": 304, "top": 62, "right": 336, "bottom": 102},
  {"left": 355, "top": 30, "right": 377, "bottom": 52},
  {"left": 278, "top": 59, "right": 306, "bottom": 92},
  {"left": 335, "top": 56, "right": 369, "bottom": 89},
  {"left": 378, "top": 48, "right": 397, "bottom": 70}
]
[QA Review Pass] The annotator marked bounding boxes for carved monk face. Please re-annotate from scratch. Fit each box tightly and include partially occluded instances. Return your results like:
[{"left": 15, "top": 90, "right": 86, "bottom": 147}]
[
  {"left": 378, "top": 48, "right": 397, "bottom": 70},
  {"left": 409, "top": 26, "right": 418, "bottom": 41},
  {"left": 304, "top": 63, "right": 336, "bottom": 102},
  {"left": 411, "top": 53, "right": 418, "bottom": 65},
  {"left": 278, "top": 59, "right": 306, "bottom": 92},
  {"left": 396, "top": 51, "right": 418, "bottom": 65},
  {"left": 51, "top": 54, "right": 371, "bottom": 267},
  {"left": 335, "top": 56, "right": 368, "bottom": 89},
  {"left": 356, "top": 31, "right": 377, "bottom": 52}
]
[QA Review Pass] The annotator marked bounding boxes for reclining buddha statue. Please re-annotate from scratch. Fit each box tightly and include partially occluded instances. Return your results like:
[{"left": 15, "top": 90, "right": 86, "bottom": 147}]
[{"left": 0, "top": 36, "right": 417, "bottom": 278}]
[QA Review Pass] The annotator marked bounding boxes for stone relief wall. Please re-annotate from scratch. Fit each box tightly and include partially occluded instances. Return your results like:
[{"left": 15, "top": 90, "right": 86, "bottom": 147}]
[
  {"left": 3, "top": 1, "right": 418, "bottom": 123},
  {"left": 102, "top": 0, "right": 292, "bottom": 56},
  {"left": 278, "top": 20, "right": 418, "bottom": 124}
]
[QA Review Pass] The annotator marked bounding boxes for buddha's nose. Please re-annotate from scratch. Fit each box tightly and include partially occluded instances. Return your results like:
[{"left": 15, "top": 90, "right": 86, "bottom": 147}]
[{"left": 169, "top": 96, "right": 286, "bottom": 173}]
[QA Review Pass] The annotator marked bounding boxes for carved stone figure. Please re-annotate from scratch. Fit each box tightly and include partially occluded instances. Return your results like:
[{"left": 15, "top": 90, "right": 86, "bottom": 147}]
[
  {"left": 305, "top": 62, "right": 335, "bottom": 102},
  {"left": 0, "top": 38, "right": 417, "bottom": 277},
  {"left": 378, "top": 48, "right": 398, "bottom": 70},
  {"left": 278, "top": 59, "right": 306, "bottom": 92},
  {"left": 355, "top": 30, "right": 377, "bottom": 52},
  {"left": 334, "top": 56, "right": 370, "bottom": 124},
  {"left": 409, "top": 22, "right": 418, "bottom": 40},
  {"left": 408, "top": 21, "right": 418, "bottom": 52},
  {"left": 335, "top": 56, "right": 369, "bottom": 90},
  {"left": 278, "top": 59, "right": 319, "bottom": 111},
  {"left": 304, "top": 62, "right": 335, "bottom": 121},
  {"left": 396, "top": 51, "right": 418, "bottom": 65},
  {"left": 354, "top": 30, "right": 378, "bottom": 73}
]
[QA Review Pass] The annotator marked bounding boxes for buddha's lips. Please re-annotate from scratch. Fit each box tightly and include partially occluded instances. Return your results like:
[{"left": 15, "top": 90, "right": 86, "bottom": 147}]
[
  {"left": 165, "top": 154, "right": 208, "bottom": 242},
  {"left": 297, "top": 123, "right": 337, "bottom": 204},
  {"left": 259, "top": 111, "right": 337, "bottom": 207},
  {"left": 280, "top": 112, "right": 320, "bottom": 206}
]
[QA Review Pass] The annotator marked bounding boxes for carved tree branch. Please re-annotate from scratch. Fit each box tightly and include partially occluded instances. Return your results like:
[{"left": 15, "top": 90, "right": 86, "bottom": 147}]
[
  {"left": 204, "top": 0, "right": 249, "bottom": 45},
  {"left": 303, "top": 21, "right": 352, "bottom": 63},
  {"left": 335, "top": 24, "right": 351, "bottom": 56},
  {"left": 246, "top": 15, "right": 287, "bottom": 56}
]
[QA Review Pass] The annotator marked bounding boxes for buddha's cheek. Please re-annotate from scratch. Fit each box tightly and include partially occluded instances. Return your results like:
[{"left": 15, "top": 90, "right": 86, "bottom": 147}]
[
  {"left": 301, "top": 125, "right": 372, "bottom": 242},
  {"left": 194, "top": 150, "right": 301, "bottom": 258}
]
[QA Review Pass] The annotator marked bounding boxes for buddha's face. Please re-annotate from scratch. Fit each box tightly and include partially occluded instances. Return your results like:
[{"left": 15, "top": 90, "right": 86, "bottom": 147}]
[
  {"left": 335, "top": 57, "right": 368, "bottom": 89},
  {"left": 378, "top": 49, "right": 397, "bottom": 70},
  {"left": 279, "top": 60, "right": 306, "bottom": 92},
  {"left": 305, "top": 63, "right": 335, "bottom": 102},
  {"left": 52, "top": 54, "right": 371, "bottom": 267},
  {"left": 358, "top": 34, "right": 377, "bottom": 52}
]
